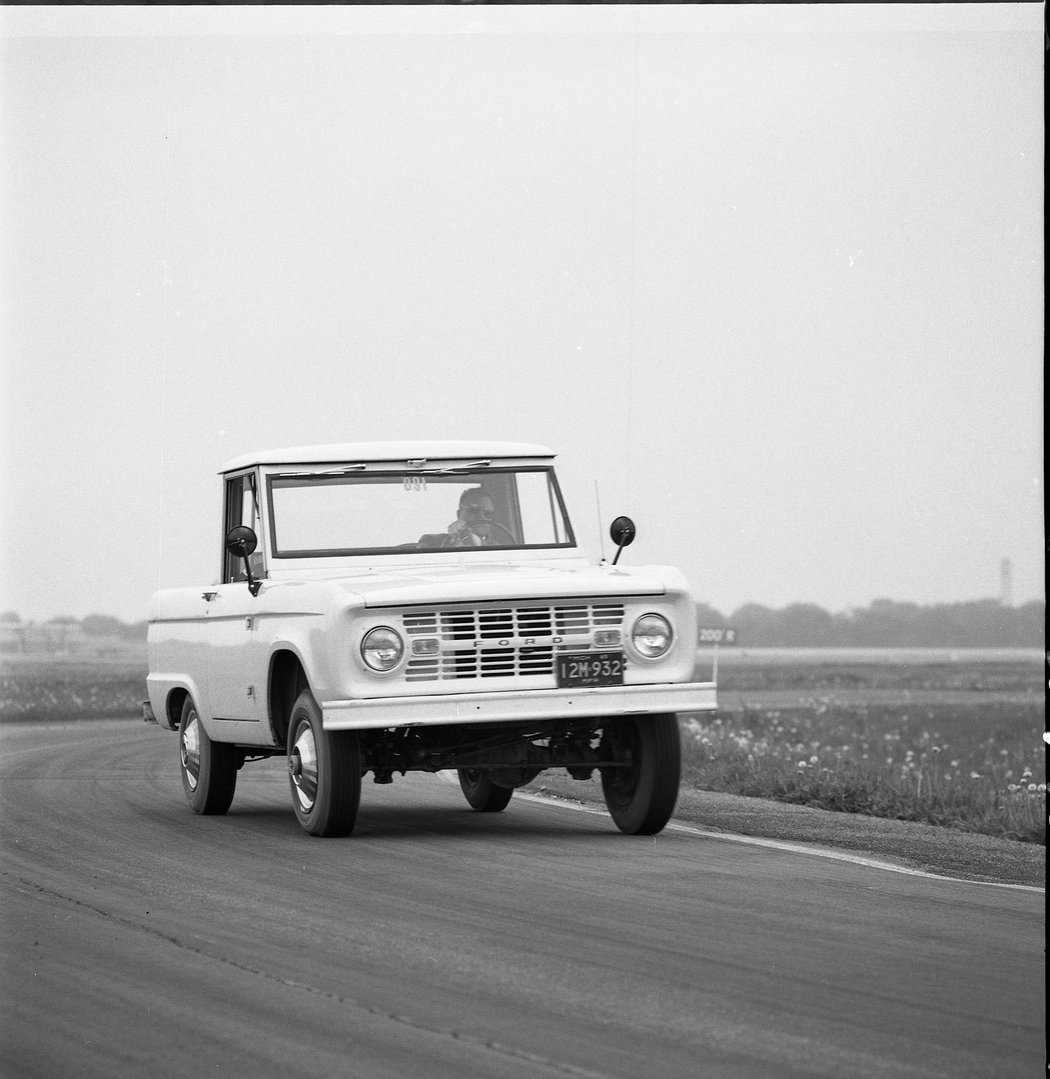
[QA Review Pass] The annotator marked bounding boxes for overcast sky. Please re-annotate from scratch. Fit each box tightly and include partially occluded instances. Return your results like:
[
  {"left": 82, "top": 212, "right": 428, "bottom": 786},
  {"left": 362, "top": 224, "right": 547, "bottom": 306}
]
[{"left": 0, "top": 4, "right": 1043, "bottom": 624}]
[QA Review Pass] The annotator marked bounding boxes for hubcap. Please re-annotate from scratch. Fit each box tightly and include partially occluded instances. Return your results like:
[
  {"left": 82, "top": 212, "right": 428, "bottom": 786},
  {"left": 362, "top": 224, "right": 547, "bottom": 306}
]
[
  {"left": 290, "top": 723, "right": 318, "bottom": 811},
  {"left": 180, "top": 714, "right": 201, "bottom": 792}
]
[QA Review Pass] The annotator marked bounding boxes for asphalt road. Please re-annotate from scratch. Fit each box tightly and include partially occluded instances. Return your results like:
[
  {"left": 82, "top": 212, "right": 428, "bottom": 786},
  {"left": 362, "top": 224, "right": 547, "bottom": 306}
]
[{"left": 1, "top": 721, "right": 1043, "bottom": 1079}]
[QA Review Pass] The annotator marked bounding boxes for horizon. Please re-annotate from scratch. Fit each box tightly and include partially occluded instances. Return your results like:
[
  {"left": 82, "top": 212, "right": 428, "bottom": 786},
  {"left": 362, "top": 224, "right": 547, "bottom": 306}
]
[{"left": 1, "top": 592, "right": 1043, "bottom": 629}]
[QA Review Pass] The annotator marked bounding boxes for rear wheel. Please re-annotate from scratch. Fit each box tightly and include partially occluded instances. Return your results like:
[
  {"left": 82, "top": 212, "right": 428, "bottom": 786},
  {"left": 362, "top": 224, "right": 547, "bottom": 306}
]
[
  {"left": 287, "top": 690, "right": 361, "bottom": 837},
  {"left": 458, "top": 769, "right": 514, "bottom": 812},
  {"left": 599, "top": 714, "right": 681, "bottom": 835},
  {"left": 179, "top": 696, "right": 237, "bottom": 815}
]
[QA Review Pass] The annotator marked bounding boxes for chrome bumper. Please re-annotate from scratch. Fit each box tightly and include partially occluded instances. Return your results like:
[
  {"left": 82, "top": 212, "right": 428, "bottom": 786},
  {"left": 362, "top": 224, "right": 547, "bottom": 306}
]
[{"left": 322, "top": 681, "right": 716, "bottom": 731}]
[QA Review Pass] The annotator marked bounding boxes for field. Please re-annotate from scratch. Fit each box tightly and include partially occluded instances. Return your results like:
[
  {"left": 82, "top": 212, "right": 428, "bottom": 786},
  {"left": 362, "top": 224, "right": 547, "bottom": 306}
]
[
  {"left": 0, "top": 655, "right": 148, "bottom": 723},
  {"left": 1, "top": 649, "right": 1044, "bottom": 843},
  {"left": 687, "top": 649, "right": 1045, "bottom": 843}
]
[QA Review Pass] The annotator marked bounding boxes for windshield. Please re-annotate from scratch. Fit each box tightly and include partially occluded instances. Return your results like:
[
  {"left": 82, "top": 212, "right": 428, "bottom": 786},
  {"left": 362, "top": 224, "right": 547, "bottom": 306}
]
[{"left": 266, "top": 468, "right": 575, "bottom": 557}]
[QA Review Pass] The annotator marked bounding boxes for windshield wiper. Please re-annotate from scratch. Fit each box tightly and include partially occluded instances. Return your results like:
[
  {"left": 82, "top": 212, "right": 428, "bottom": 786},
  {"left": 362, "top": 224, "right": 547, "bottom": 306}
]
[
  {"left": 272, "top": 465, "right": 369, "bottom": 478},
  {"left": 407, "top": 459, "right": 493, "bottom": 474}
]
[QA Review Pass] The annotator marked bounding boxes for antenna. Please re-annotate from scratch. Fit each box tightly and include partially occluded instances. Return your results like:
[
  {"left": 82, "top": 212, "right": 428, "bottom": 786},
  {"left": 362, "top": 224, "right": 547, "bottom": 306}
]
[{"left": 595, "top": 481, "right": 606, "bottom": 562}]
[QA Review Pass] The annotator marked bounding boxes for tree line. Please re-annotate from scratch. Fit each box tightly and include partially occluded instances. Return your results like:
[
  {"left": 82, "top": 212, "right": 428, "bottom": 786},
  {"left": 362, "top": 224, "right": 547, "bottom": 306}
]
[
  {"left": 697, "top": 598, "right": 1044, "bottom": 648},
  {"left": 2, "top": 600, "right": 1045, "bottom": 650}
]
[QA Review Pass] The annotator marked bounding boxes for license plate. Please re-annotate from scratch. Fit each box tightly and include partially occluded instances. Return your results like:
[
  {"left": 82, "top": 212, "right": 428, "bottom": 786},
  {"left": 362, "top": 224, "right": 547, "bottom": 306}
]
[{"left": 556, "top": 652, "right": 625, "bottom": 688}]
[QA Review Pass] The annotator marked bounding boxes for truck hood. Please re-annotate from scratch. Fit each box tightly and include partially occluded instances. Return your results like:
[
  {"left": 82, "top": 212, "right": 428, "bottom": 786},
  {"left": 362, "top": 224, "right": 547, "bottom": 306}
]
[{"left": 333, "top": 563, "right": 669, "bottom": 609}]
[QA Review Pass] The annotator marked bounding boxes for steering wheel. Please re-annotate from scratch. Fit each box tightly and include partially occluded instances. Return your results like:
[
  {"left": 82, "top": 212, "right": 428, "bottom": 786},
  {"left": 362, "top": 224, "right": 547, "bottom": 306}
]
[{"left": 489, "top": 521, "right": 518, "bottom": 544}]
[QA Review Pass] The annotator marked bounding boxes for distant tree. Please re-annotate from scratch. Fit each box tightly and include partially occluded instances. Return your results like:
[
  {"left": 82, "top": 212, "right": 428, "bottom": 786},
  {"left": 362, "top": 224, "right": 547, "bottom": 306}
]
[
  {"left": 121, "top": 620, "right": 149, "bottom": 640},
  {"left": 777, "top": 603, "right": 841, "bottom": 647},
  {"left": 694, "top": 602, "right": 726, "bottom": 627},
  {"left": 0, "top": 610, "right": 20, "bottom": 623},
  {"left": 82, "top": 614, "right": 126, "bottom": 637},
  {"left": 1014, "top": 600, "right": 1045, "bottom": 647},
  {"left": 851, "top": 599, "right": 923, "bottom": 647},
  {"left": 729, "top": 603, "right": 781, "bottom": 646}
]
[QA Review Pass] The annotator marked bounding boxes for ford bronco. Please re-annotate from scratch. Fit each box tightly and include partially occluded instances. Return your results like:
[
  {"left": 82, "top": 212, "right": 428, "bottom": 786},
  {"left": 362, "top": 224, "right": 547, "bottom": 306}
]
[{"left": 144, "top": 442, "right": 716, "bottom": 836}]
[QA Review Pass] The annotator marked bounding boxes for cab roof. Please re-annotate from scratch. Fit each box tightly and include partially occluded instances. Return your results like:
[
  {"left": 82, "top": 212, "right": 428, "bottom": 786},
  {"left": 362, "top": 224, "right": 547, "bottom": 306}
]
[{"left": 219, "top": 441, "right": 555, "bottom": 474}]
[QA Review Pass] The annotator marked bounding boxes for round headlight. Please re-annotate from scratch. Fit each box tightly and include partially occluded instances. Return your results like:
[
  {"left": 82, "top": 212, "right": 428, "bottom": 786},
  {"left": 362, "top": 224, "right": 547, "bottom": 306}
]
[
  {"left": 361, "top": 626, "right": 404, "bottom": 671},
  {"left": 631, "top": 613, "right": 673, "bottom": 659}
]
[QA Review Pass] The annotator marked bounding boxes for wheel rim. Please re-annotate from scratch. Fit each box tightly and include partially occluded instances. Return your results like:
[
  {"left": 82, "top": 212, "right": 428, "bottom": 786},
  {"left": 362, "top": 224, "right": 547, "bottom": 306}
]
[
  {"left": 180, "top": 712, "right": 201, "bottom": 792},
  {"left": 289, "top": 722, "right": 318, "bottom": 812}
]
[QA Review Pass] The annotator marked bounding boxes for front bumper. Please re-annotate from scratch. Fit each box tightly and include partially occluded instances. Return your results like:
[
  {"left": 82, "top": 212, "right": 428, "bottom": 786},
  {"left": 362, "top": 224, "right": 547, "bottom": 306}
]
[{"left": 322, "top": 680, "right": 716, "bottom": 731}]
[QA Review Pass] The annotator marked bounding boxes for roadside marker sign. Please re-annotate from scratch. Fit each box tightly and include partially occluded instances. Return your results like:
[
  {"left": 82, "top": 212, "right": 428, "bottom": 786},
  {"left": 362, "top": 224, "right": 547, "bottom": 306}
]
[{"left": 698, "top": 626, "right": 738, "bottom": 683}]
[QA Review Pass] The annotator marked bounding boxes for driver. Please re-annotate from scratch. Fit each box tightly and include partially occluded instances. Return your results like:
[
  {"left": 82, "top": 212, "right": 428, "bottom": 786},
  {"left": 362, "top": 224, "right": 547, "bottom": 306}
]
[{"left": 443, "top": 488, "right": 496, "bottom": 546}]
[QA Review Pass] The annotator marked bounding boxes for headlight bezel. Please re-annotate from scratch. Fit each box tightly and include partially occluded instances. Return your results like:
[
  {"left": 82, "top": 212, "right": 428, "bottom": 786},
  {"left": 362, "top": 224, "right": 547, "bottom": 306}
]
[
  {"left": 360, "top": 625, "right": 405, "bottom": 672},
  {"left": 629, "top": 612, "right": 674, "bottom": 660}
]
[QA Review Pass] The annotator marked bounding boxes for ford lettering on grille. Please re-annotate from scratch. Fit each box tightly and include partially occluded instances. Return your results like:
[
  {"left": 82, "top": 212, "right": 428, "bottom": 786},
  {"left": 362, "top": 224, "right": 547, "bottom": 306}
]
[{"left": 402, "top": 603, "right": 624, "bottom": 682}]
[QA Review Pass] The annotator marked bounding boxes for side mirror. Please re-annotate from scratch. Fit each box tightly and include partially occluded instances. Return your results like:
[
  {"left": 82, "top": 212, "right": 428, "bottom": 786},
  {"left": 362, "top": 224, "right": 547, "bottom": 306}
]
[
  {"left": 225, "top": 526, "right": 261, "bottom": 595},
  {"left": 609, "top": 516, "right": 636, "bottom": 565}
]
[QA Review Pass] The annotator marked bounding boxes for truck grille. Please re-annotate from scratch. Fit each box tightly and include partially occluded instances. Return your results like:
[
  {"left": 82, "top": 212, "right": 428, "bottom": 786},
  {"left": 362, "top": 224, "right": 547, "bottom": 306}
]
[{"left": 401, "top": 603, "right": 625, "bottom": 682}]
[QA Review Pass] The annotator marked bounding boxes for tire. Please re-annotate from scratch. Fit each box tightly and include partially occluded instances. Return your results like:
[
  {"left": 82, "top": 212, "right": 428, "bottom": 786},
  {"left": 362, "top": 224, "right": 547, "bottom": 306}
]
[
  {"left": 458, "top": 769, "right": 514, "bottom": 812},
  {"left": 287, "top": 689, "right": 361, "bottom": 837},
  {"left": 599, "top": 714, "right": 681, "bottom": 835},
  {"left": 179, "top": 696, "right": 237, "bottom": 816}
]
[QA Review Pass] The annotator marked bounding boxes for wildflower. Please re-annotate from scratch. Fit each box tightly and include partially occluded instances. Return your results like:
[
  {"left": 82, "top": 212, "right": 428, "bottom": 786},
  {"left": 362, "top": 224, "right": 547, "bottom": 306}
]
[
  {"left": 931, "top": 746, "right": 941, "bottom": 755},
  {"left": 970, "top": 771, "right": 981, "bottom": 780},
  {"left": 809, "top": 754, "right": 819, "bottom": 765},
  {"left": 951, "top": 760, "right": 960, "bottom": 768},
  {"left": 797, "top": 761, "right": 808, "bottom": 770},
  {"left": 1022, "top": 768, "right": 1033, "bottom": 780},
  {"left": 1027, "top": 783, "right": 1038, "bottom": 793}
]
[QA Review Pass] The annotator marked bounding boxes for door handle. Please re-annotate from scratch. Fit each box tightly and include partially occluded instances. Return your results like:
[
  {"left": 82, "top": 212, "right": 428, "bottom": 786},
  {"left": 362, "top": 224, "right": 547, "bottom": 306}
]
[{"left": 202, "top": 591, "right": 218, "bottom": 601}]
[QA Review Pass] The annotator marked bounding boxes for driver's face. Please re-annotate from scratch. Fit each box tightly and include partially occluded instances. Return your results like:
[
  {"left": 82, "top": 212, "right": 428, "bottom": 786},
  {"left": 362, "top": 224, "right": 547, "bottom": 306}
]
[{"left": 460, "top": 496, "right": 495, "bottom": 537}]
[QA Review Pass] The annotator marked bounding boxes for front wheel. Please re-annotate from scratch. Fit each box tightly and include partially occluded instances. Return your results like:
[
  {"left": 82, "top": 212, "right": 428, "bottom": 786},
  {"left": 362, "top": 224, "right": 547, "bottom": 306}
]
[
  {"left": 457, "top": 769, "right": 514, "bottom": 812},
  {"left": 599, "top": 714, "right": 681, "bottom": 835},
  {"left": 287, "top": 690, "right": 361, "bottom": 837},
  {"left": 179, "top": 696, "right": 238, "bottom": 815}
]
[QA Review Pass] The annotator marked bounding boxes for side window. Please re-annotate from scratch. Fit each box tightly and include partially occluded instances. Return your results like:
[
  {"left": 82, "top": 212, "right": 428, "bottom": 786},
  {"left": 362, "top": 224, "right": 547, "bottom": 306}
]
[{"left": 223, "top": 473, "right": 264, "bottom": 583}]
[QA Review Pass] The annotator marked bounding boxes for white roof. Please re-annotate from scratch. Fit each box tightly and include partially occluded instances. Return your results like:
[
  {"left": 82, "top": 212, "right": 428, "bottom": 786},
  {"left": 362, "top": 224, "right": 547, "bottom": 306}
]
[{"left": 220, "top": 441, "right": 555, "bottom": 474}]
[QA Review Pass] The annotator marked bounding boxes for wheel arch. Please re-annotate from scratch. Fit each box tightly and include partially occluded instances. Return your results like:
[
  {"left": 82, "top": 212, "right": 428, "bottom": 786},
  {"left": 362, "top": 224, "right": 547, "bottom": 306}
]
[
  {"left": 166, "top": 686, "right": 190, "bottom": 730},
  {"left": 149, "top": 676, "right": 208, "bottom": 732},
  {"left": 268, "top": 648, "right": 311, "bottom": 749}
]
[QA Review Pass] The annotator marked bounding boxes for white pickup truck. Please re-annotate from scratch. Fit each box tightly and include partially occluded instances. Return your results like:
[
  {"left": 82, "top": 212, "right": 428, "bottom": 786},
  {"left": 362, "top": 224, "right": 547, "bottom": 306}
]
[{"left": 144, "top": 442, "right": 716, "bottom": 837}]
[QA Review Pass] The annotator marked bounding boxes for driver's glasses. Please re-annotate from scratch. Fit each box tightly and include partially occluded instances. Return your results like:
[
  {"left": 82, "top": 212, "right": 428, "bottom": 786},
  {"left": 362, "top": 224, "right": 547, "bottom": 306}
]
[{"left": 463, "top": 505, "right": 493, "bottom": 519}]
